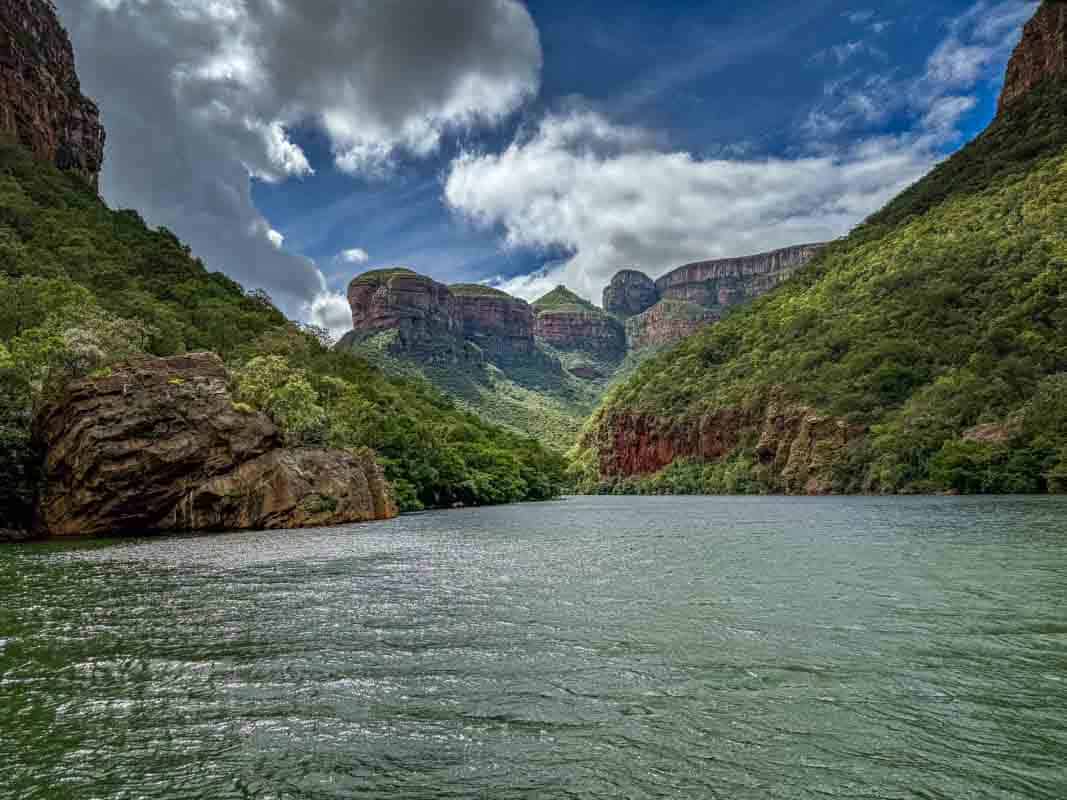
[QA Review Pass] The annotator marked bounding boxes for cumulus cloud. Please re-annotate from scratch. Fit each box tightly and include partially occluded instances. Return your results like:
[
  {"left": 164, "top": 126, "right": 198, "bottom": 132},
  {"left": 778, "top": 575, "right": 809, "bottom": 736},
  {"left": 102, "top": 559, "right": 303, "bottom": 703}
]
[
  {"left": 307, "top": 292, "right": 354, "bottom": 340},
  {"left": 339, "top": 248, "right": 370, "bottom": 265},
  {"left": 55, "top": 0, "right": 541, "bottom": 316},
  {"left": 444, "top": 0, "right": 1033, "bottom": 303},
  {"left": 445, "top": 112, "right": 935, "bottom": 301}
]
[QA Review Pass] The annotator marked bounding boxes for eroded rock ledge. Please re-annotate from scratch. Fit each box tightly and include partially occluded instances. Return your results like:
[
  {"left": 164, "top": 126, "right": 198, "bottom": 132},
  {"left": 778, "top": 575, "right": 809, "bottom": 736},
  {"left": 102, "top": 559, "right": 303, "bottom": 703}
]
[{"left": 34, "top": 353, "right": 397, "bottom": 537}]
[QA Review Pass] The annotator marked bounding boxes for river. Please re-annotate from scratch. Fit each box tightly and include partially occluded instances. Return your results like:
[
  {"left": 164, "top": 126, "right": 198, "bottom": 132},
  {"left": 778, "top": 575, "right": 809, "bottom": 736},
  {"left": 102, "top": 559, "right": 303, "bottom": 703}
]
[{"left": 2, "top": 496, "right": 1066, "bottom": 798}]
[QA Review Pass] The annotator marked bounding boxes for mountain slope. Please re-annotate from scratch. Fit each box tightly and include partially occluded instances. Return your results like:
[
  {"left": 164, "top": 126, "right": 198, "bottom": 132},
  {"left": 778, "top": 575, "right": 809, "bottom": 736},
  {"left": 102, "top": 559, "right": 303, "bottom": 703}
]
[{"left": 577, "top": 60, "right": 1067, "bottom": 495}]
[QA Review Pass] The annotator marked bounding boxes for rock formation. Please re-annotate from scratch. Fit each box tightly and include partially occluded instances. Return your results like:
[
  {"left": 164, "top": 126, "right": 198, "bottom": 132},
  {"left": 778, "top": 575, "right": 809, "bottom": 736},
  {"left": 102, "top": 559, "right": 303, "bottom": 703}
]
[
  {"left": 595, "top": 393, "right": 865, "bottom": 495},
  {"left": 34, "top": 353, "right": 396, "bottom": 537},
  {"left": 532, "top": 286, "right": 627, "bottom": 357},
  {"left": 347, "top": 269, "right": 461, "bottom": 346},
  {"left": 999, "top": 0, "right": 1067, "bottom": 113},
  {"left": 654, "top": 244, "right": 826, "bottom": 307},
  {"left": 603, "top": 244, "right": 825, "bottom": 351},
  {"left": 450, "top": 284, "right": 536, "bottom": 357},
  {"left": 0, "top": 0, "right": 105, "bottom": 190},
  {"left": 625, "top": 300, "right": 718, "bottom": 351},
  {"left": 603, "top": 270, "right": 660, "bottom": 319}
]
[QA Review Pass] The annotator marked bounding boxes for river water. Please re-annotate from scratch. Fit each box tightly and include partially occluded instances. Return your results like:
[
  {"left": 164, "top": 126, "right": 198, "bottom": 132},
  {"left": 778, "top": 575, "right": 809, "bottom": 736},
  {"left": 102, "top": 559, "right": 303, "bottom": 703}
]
[{"left": 2, "top": 496, "right": 1066, "bottom": 799}]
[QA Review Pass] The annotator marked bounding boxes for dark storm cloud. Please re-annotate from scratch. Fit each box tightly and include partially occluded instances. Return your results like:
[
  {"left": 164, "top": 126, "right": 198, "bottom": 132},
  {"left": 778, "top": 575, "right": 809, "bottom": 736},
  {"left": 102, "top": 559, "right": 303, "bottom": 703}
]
[{"left": 54, "top": 0, "right": 541, "bottom": 317}]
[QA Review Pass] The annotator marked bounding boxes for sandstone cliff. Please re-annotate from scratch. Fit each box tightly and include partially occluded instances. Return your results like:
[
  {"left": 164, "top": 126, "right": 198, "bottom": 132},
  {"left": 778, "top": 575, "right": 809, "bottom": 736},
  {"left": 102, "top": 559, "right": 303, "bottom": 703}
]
[
  {"left": 34, "top": 353, "right": 397, "bottom": 537},
  {"left": 594, "top": 393, "right": 865, "bottom": 495},
  {"left": 603, "top": 270, "right": 660, "bottom": 319},
  {"left": 532, "top": 286, "right": 627, "bottom": 357},
  {"left": 450, "top": 284, "right": 536, "bottom": 358},
  {"left": 0, "top": 0, "right": 105, "bottom": 190},
  {"left": 625, "top": 299, "right": 718, "bottom": 351},
  {"left": 999, "top": 0, "right": 1067, "bottom": 113}
]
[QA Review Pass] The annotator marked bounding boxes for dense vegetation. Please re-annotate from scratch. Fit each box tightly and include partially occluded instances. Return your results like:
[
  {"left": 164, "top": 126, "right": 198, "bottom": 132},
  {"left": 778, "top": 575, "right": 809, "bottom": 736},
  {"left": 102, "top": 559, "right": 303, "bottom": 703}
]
[
  {"left": 0, "top": 139, "right": 567, "bottom": 527},
  {"left": 533, "top": 285, "right": 604, "bottom": 316},
  {"left": 580, "top": 80, "right": 1067, "bottom": 495}
]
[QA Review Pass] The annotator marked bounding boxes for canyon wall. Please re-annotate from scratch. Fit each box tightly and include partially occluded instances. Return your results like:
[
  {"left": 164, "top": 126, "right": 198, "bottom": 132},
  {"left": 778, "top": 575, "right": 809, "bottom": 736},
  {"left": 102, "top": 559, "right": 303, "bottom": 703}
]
[
  {"left": 0, "top": 0, "right": 105, "bottom": 190},
  {"left": 999, "top": 0, "right": 1067, "bottom": 113}
]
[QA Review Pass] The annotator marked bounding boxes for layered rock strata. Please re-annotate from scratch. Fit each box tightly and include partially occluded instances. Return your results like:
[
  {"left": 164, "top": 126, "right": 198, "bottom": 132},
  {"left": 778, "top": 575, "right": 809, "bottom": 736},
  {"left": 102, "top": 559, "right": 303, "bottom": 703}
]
[
  {"left": 0, "top": 0, "right": 105, "bottom": 189},
  {"left": 595, "top": 394, "right": 865, "bottom": 495},
  {"left": 450, "top": 284, "right": 536, "bottom": 357},
  {"left": 625, "top": 300, "right": 718, "bottom": 351},
  {"left": 999, "top": 0, "right": 1067, "bottom": 113},
  {"left": 34, "top": 353, "right": 396, "bottom": 537}
]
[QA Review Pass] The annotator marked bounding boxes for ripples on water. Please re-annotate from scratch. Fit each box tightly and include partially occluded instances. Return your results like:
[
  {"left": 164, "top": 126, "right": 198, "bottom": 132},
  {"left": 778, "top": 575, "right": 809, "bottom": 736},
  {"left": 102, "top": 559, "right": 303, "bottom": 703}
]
[{"left": 2, "top": 496, "right": 1066, "bottom": 799}]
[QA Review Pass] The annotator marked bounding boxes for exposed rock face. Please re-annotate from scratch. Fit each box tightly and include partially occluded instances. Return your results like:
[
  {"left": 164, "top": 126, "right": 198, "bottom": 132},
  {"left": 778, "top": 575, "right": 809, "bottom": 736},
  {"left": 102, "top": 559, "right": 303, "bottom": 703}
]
[
  {"left": 34, "top": 353, "right": 396, "bottom": 537},
  {"left": 348, "top": 269, "right": 460, "bottom": 348},
  {"left": 603, "top": 270, "right": 660, "bottom": 319},
  {"left": 0, "top": 0, "right": 105, "bottom": 190},
  {"left": 596, "top": 394, "right": 865, "bottom": 495},
  {"left": 625, "top": 300, "right": 718, "bottom": 351},
  {"left": 655, "top": 244, "right": 825, "bottom": 307},
  {"left": 999, "top": 1, "right": 1067, "bottom": 113},
  {"left": 535, "top": 311, "right": 627, "bottom": 356},
  {"left": 451, "top": 285, "right": 536, "bottom": 357},
  {"left": 162, "top": 448, "right": 395, "bottom": 532}
]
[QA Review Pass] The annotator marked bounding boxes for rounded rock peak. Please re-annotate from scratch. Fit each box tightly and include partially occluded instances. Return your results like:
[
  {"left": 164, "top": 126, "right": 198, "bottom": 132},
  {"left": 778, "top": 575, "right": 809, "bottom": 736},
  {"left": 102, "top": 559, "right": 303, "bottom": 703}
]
[{"left": 603, "top": 269, "right": 659, "bottom": 319}]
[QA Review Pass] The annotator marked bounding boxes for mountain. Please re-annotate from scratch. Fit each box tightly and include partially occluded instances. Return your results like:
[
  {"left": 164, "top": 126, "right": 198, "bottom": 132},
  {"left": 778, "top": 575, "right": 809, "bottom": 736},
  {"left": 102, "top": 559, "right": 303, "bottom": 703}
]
[
  {"left": 0, "top": 0, "right": 566, "bottom": 537},
  {"left": 337, "top": 251, "right": 825, "bottom": 450},
  {"left": 575, "top": 0, "right": 1067, "bottom": 496}
]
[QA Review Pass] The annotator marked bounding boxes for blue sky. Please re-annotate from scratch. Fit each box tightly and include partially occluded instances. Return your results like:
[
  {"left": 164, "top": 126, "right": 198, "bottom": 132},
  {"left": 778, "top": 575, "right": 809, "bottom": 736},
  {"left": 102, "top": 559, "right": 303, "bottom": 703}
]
[{"left": 59, "top": 0, "right": 1037, "bottom": 332}]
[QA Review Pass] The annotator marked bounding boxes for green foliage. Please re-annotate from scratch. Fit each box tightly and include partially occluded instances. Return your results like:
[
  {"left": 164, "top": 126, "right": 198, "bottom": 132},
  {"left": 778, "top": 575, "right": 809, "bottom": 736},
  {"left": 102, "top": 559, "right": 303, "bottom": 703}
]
[
  {"left": 583, "top": 81, "right": 1067, "bottom": 495},
  {"left": 0, "top": 139, "right": 567, "bottom": 525},
  {"left": 533, "top": 286, "right": 601, "bottom": 315},
  {"left": 594, "top": 452, "right": 772, "bottom": 496}
]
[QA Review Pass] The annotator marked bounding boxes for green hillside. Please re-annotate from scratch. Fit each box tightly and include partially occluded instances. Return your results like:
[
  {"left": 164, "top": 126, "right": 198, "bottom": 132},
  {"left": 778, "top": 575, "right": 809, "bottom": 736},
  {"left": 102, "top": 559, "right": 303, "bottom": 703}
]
[
  {"left": 0, "top": 139, "right": 566, "bottom": 527},
  {"left": 533, "top": 285, "right": 602, "bottom": 315},
  {"left": 578, "top": 80, "right": 1067, "bottom": 495}
]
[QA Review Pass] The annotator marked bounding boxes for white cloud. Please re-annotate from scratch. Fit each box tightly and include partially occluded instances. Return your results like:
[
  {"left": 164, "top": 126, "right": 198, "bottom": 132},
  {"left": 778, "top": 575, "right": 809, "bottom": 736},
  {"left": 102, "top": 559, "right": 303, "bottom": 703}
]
[
  {"left": 446, "top": 111, "right": 935, "bottom": 302},
  {"left": 306, "top": 291, "right": 354, "bottom": 339},
  {"left": 58, "top": 0, "right": 542, "bottom": 317},
  {"left": 487, "top": 265, "right": 570, "bottom": 303},
  {"left": 445, "top": 0, "right": 1035, "bottom": 304},
  {"left": 339, "top": 248, "right": 370, "bottom": 265},
  {"left": 266, "top": 228, "right": 285, "bottom": 249}
]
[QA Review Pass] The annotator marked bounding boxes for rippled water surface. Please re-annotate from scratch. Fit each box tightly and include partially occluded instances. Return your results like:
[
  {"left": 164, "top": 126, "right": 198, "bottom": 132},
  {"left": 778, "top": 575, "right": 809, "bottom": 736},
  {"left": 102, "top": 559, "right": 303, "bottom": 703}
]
[{"left": 2, "top": 496, "right": 1067, "bottom": 799}]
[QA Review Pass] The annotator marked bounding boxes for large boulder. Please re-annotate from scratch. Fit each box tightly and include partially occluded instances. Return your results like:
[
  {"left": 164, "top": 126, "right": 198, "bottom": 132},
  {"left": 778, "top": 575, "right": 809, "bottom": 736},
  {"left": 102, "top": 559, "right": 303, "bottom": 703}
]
[{"left": 34, "top": 353, "right": 397, "bottom": 537}]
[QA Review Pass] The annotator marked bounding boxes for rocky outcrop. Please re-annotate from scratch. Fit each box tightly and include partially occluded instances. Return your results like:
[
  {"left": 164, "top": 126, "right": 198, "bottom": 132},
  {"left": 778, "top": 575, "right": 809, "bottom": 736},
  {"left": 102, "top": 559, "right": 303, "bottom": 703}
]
[
  {"left": 0, "top": 0, "right": 105, "bottom": 190},
  {"left": 450, "top": 284, "right": 536, "bottom": 357},
  {"left": 999, "top": 1, "right": 1067, "bottom": 113},
  {"left": 654, "top": 244, "right": 825, "bottom": 308},
  {"left": 162, "top": 447, "right": 395, "bottom": 532},
  {"left": 603, "top": 270, "right": 660, "bottom": 319},
  {"left": 596, "top": 394, "right": 865, "bottom": 495},
  {"left": 602, "top": 244, "right": 825, "bottom": 351},
  {"left": 347, "top": 269, "right": 460, "bottom": 346},
  {"left": 532, "top": 286, "right": 627, "bottom": 357},
  {"left": 34, "top": 353, "right": 396, "bottom": 537},
  {"left": 625, "top": 300, "right": 718, "bottom": 350}
]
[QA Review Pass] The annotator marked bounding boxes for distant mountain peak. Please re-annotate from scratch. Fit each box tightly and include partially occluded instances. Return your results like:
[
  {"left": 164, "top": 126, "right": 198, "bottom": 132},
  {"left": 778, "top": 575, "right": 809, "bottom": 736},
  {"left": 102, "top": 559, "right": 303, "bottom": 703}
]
[{"left": 999, "top": 0, "right": 1067, "bottom": 114}]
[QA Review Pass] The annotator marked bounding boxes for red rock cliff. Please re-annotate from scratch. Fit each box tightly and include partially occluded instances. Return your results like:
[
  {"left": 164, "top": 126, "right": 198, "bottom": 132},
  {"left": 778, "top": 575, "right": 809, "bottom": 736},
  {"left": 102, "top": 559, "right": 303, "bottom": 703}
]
[
  {"left": 625, "top": 299, "right": 718, "bottom": 351},
  {"left": 603, "top": 270, "right": 660, "bottom": 318},
  {"left": 450, "top": 285, "right": 536, "bottom": 356},
  {"left": 655, "top": 244, "right": 825, "bottom": 307},
  {"left": 347, "top": 268, "right": 461, "bottom": 347},
  {"left": 0, "top": 0, "right": 105, "bottom": 190},
  {"left": 999, "top": 1, "right": 1067, "bottom": 113}
]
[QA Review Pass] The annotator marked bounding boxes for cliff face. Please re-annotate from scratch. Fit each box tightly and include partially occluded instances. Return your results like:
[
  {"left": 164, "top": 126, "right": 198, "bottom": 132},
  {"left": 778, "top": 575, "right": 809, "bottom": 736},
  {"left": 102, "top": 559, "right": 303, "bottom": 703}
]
[
  {"left": 34, "top": 353, "right": 397, "bottom": 536},
  {"left": 0, "top": 0, "right": 105, "bottom": 190},
  {"left": 595, "top": 395, "right": 865, "bottom": 495},
  {"left": 603, "top": 270, "right": 660, "bottom": 318},
  {"left": 603, "top": 244, "right": 825, "bottom": 351},
  {"left": 625, "top": 300, "right": 718, "bottom": 351},
  {"left": 655, "top": 244, "right": 826, "bottom": 307},
  {"left": 348, "top": 269, "right": 461, "bottom": 349},
  {"left": 999, "top": 0, "right": 1067, "bottom": 113},
  {"left": 451, "top": 285, "right": 536, "bottom": 357},
  {"left": 534, "top": 311, "right": 627, "bottom": 356}
]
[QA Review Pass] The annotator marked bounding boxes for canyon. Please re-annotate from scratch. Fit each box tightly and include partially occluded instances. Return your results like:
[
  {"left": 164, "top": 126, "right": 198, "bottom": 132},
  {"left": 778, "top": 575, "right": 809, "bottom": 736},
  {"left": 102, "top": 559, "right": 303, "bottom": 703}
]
[{"left": 0, "top": 0, "right": 104, "bottom": 190}]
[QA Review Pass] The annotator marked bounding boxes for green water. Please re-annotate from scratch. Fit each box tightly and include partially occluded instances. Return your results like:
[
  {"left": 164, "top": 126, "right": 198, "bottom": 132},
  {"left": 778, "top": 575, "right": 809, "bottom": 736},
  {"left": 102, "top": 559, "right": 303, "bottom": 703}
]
[{"left": 2, "top": 496, "right": 1066, "bottom": 798}]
